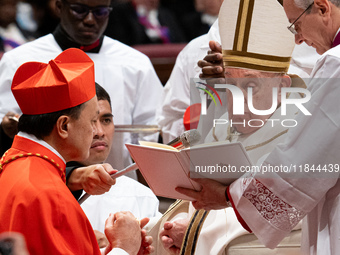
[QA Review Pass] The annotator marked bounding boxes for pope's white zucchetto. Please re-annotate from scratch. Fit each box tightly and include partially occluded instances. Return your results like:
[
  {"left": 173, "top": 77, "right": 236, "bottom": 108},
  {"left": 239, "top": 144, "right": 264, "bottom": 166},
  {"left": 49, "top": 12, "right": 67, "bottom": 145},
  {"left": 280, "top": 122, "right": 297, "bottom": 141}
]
[{"left": 219, "top": 0, "right": 295, "bottom": 73}]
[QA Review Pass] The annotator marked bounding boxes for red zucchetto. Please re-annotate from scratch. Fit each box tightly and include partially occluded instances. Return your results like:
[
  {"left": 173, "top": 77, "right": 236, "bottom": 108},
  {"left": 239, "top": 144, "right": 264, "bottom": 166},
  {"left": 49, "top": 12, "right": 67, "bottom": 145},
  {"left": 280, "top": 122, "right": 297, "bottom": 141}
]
[{"left": 11, "top": 48, "right": 95, "bottom": 115}]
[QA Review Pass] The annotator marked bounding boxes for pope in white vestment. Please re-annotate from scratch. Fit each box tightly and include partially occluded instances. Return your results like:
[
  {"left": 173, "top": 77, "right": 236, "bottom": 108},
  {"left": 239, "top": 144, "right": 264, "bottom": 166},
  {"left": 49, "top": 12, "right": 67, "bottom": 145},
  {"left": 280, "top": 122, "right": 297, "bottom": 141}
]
[
  {"left": 224, "top": 1, "right": 340, "bottom": 254},
  {"left": 151, "top": 82, "right": 305, "bottom": 255},
  {"left": 155, "top": 1, "right": 320, "bottom": 254},
  {"left": 228, "top": 40, "right": 340, "bottom": 255},
  {"left": 185, "top": 88, "right": 304, "bottom": 254},
  {"left": 174, "top": 1, "right": 340, "bottom": 254}
]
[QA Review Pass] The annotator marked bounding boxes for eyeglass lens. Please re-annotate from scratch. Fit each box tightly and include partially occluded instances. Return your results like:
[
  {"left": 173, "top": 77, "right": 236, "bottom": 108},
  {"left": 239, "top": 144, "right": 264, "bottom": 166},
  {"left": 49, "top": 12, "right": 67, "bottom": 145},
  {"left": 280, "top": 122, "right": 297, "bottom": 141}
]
[{"left": 70, "top": 4, "right": 112, "bottom": 19}]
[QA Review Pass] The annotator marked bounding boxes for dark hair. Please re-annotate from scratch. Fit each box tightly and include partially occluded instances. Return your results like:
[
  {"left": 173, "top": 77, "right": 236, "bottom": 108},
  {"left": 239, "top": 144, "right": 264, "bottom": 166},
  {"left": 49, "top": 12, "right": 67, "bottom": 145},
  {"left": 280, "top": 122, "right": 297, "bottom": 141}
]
[
  {"left": 95, "top": 82, "right": 111, "bottom": 108},
  {"left": 18, "top": 104, "right": 84, "bottom": 139}
]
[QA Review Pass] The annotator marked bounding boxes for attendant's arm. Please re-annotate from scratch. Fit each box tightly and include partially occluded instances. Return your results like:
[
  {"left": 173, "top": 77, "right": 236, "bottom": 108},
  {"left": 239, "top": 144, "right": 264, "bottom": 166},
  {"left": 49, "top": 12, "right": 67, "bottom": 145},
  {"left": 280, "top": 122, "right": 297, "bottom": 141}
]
[
  {"left": 0, "top": 53, "right": 23, "bottom": 124},
  {"left": 156, "top": 48, "right": 191, "bottom": 143},
  {"left": 131, "top": 58, "right": 163, "bottom": 142},
  {"left": 0, "top": 53, "right": 22, "bottom": 154}
]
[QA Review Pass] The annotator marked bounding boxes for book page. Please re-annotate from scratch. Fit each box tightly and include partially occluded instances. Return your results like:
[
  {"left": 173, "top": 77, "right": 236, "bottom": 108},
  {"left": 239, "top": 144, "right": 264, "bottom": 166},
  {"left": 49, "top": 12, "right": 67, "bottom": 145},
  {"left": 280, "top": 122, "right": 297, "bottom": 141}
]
[
  {"left": 190, "top": 139, "right": 233, "bottom": 149},
  {"left": 139, "top": 141, "right": 179, "bottom": 152},
  {"left": 126, "top": 143, "right": 201, "bottom": 200},
  {"left": 126, "top": 141, "right": 252, "bottom": 200},
  {"left": 184, "top": 142, "right": 252, "bottom": 185}
]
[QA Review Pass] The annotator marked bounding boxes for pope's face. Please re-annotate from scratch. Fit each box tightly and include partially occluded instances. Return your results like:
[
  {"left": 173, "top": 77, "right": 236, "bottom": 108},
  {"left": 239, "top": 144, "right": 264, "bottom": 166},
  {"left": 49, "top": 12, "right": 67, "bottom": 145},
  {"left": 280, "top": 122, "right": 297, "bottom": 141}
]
[
  {"left": 57, "top": 0, "right": 111, "bottom": 45},
  {"left": 81, "top": 99, "right": 114, "bottom": 165},
  {"left": 283, "top": 0, "right": 332, "bottom": 54},
  {"left": 225, "top": 68, "right": 289, "bottom": 135}
]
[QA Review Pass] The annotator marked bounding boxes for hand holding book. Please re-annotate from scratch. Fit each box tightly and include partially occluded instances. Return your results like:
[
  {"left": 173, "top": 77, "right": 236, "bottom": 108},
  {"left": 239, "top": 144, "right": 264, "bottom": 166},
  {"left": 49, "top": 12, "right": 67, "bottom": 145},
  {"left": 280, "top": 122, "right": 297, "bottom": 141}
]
[{"left": 126, "top": 141, "right": 252, "bottom": 200}]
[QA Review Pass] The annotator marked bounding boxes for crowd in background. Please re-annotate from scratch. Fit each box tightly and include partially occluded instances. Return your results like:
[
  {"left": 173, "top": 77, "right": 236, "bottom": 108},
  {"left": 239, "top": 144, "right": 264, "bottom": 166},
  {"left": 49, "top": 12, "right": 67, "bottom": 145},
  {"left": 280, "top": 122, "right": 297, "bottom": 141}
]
[{"left": 0, "top": 0, "right": 223, "bottom": 58}]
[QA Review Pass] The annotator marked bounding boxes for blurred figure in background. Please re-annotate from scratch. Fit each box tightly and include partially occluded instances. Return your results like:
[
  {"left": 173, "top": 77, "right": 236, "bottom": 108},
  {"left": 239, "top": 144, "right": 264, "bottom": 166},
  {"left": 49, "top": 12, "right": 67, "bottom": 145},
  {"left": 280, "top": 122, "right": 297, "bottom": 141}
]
[
  {"left": 0, "top": 0, "right": 34, "bottom": 58},
  {"left": 25, "top": 0, "right": 60, "bottom": 36},
  {"left": 181, "top": 0, "right": 223, "bottom": 41},
  {"left": 105, "top": 0, "right": 186, "bottom": 45}
]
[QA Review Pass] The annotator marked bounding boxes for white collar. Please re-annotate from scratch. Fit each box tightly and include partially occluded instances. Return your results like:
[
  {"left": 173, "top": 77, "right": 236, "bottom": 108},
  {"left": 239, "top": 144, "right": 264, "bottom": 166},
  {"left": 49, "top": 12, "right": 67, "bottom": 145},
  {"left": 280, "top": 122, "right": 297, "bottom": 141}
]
[{"left": 17, "top": 131, "right": 66, "bottom": 164}]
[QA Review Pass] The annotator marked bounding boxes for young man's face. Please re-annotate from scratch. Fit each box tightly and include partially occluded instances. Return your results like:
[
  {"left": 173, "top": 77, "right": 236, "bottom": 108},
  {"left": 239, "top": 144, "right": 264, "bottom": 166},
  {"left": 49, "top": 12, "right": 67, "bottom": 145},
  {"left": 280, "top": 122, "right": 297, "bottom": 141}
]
[
  {"left": 81, "top": 99, "right": 114, "bottom": 165},
  {"left": 57, "top": 0, "right": 111, "bottom": 45}
]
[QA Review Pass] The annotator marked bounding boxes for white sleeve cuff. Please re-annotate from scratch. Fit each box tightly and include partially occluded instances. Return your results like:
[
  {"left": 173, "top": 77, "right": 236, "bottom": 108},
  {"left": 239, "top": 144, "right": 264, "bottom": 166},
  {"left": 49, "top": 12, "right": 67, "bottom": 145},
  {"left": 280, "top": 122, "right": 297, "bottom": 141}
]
[{"left": 103, "top": 248, "right": 129, "bottom": 255}]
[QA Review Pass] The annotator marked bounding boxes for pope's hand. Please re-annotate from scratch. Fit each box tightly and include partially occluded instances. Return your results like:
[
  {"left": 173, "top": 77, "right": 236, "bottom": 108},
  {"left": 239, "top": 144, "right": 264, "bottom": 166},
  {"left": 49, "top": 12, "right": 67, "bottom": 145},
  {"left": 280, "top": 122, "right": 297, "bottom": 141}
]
[{"left": 176, "top": 178, "right": 229, "bottom": 210}]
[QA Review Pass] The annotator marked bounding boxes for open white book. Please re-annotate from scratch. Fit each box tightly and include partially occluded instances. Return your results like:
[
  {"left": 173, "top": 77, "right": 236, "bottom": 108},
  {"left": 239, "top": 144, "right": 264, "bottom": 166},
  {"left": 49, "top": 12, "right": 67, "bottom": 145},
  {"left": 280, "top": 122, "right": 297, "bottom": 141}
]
[{"left": 126, "top": 141, "right": 252, "bottom": 200}]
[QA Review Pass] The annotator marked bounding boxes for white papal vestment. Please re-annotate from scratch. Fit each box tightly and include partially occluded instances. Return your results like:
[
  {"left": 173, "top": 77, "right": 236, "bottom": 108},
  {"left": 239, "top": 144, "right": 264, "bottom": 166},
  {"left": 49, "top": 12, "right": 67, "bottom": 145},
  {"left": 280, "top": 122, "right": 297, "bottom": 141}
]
[
  {"left": 149, "top": 91, "right": 303, "bottom": 255},
  {"left": 229, "top": 45, "right": 340, "bottom": 255}
]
